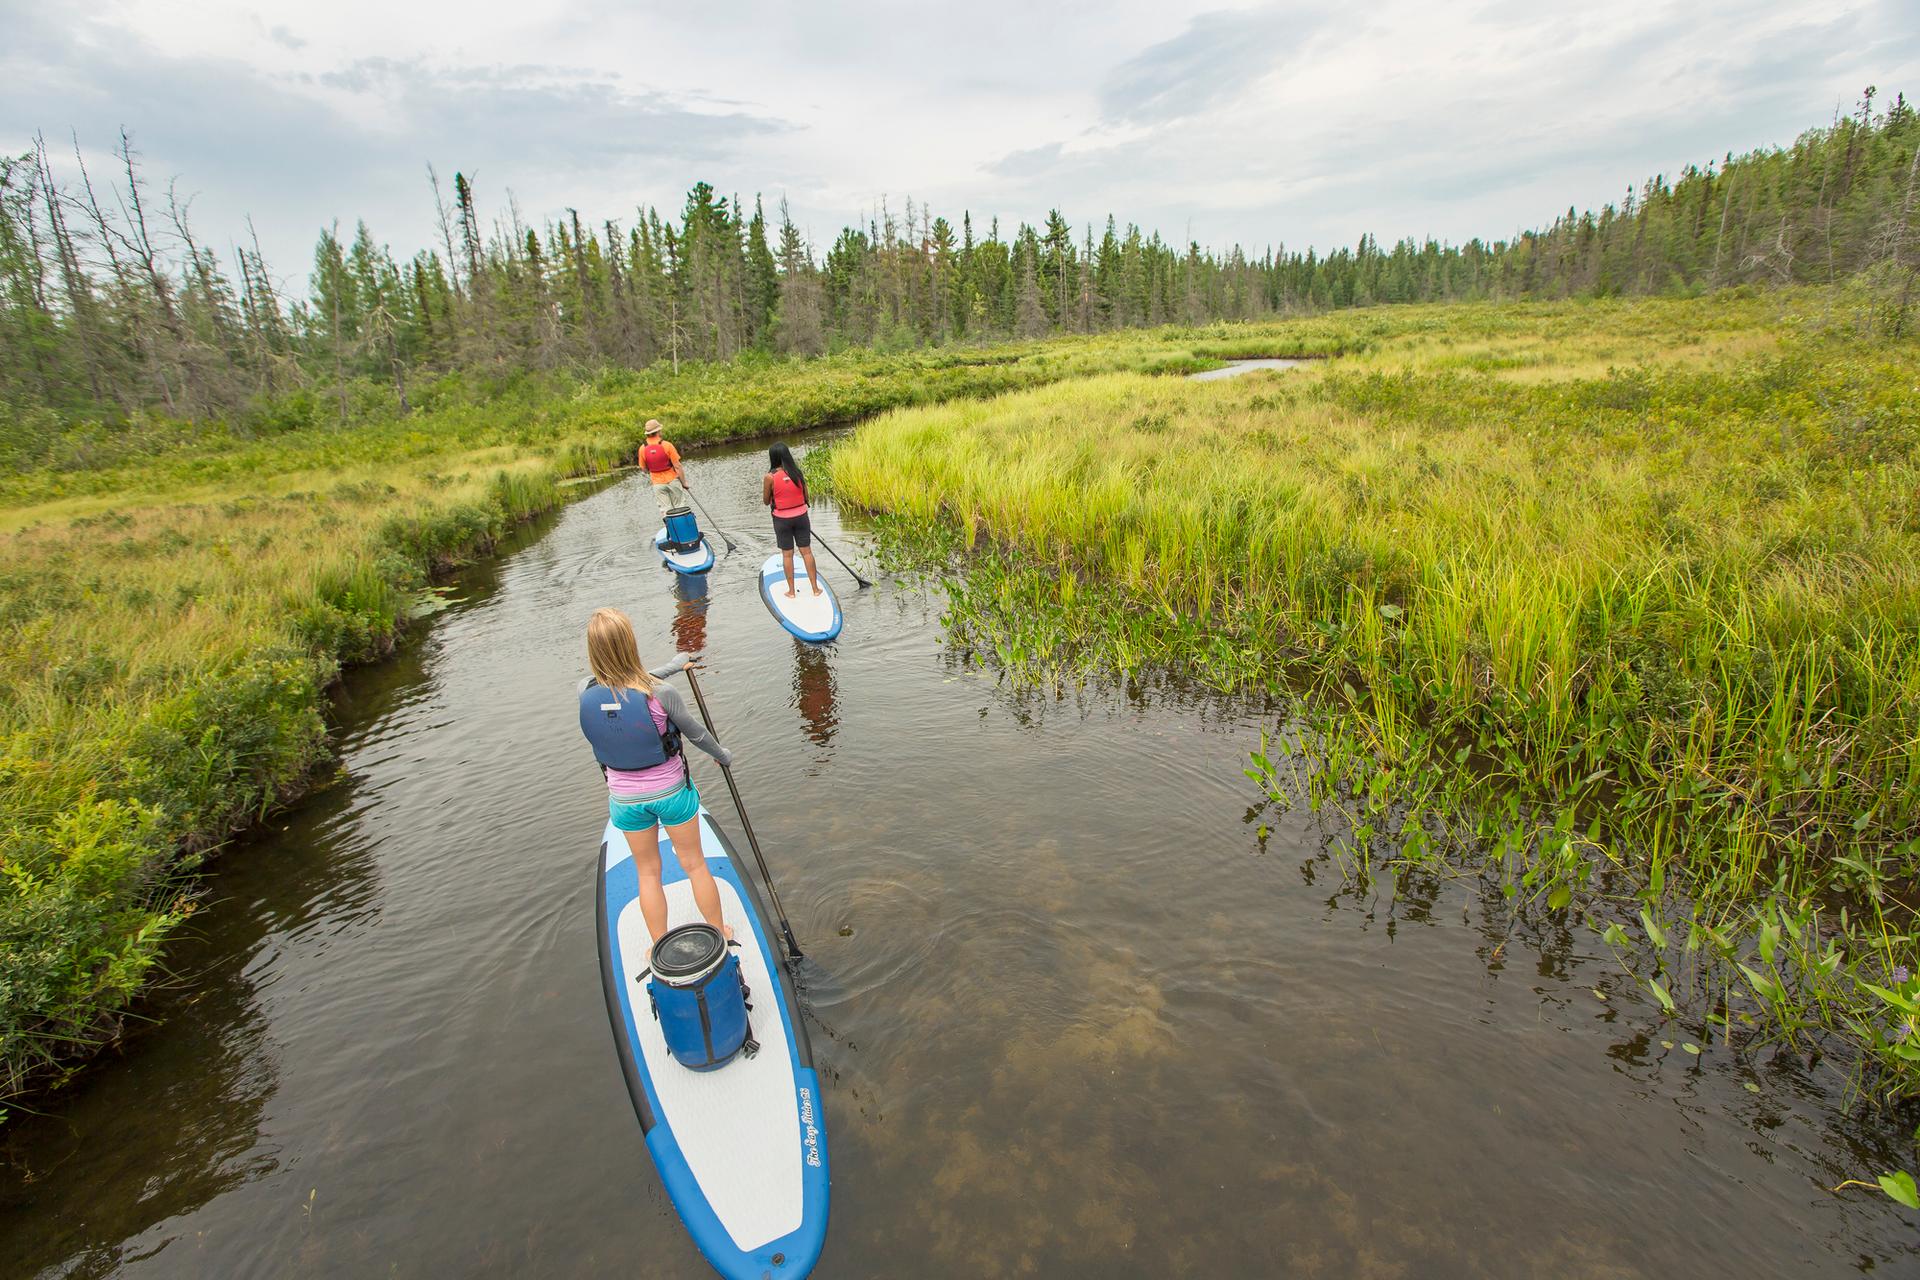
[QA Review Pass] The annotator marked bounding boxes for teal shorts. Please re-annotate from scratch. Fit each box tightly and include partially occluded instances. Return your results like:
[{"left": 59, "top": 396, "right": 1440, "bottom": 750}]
[{"left": 609, "top": 783, "right": 701, "bottom": 832}]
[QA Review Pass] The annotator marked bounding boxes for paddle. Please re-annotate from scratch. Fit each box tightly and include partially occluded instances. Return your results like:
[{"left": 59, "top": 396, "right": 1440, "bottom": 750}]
[
  {"left": 810, "top": 530, "right": 873, "bottom": 590},
  {"left": 683, "top": 483, "right": 739, "bottom": 554},
  {"left": 682, "top": 665, "right": 804, "bottom": 965}
]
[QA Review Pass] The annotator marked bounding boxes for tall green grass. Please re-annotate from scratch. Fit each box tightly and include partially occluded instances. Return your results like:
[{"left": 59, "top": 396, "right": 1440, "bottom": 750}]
[{"left": 832, "top": 287, "right": 1920, "bottom": 1097}]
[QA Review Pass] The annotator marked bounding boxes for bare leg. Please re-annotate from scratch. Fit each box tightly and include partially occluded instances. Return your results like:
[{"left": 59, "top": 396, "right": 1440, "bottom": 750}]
[
  {"left": 782, "top": 546, "right": 798, "bottom": 597},
  {"left": 663, "top": 814, "right": 732, "bottom": 940},
  {"left": 800, "top": 545, "right": 824, "bottom": 595},
  {"left": 622, "top": 826, "right": 669, "bottom": 944}
]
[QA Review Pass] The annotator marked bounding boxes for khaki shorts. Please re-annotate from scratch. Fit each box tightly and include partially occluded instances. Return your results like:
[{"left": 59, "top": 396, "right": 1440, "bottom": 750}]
[{"left": 651, "top": 478, "right": 689, "bottom": 514}]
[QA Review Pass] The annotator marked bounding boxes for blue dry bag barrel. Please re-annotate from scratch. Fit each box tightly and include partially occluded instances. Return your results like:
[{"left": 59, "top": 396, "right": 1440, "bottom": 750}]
[
  {"left": 647, "top": 923, "right": 754, "bottom": 1071},
  {"left": 664, "top": 506, "right": 701, "bottom": 551}
]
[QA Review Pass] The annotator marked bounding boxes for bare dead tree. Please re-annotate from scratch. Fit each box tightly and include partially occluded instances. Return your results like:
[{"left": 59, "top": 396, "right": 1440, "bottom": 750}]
[
  {"left": 428, "top": 163, "right": 461, "bottom": 293},
  {"left": 71, "top": 131, "right": 174, "bottom": 413},
  {"left": 34, "top": 134, "right": 105, "bottom": 402}
]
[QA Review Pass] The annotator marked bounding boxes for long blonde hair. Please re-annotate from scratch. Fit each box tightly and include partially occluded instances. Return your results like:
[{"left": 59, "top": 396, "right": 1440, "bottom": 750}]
[{"left": 586, "top": 608, "right": 663, "bottom": 695}]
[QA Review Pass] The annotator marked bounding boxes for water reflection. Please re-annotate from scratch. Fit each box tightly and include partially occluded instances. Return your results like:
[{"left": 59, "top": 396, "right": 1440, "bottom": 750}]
[
  {"left": 791, "top": 641, "right": 838, "bottom": 756},
  {"left": 0, "top": 971, "right": 278, "bottom": 1279},
  {"left": 0, "top": 775, "right": 391, "bottom": 1276},
  {"left": 670, "top": 573, "right": 710, "bottom": 656}
]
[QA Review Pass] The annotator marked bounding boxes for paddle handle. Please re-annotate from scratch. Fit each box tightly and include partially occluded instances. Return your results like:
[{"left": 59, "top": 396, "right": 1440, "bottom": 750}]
[{"left": 683, "top": 667, "right": 804, "bottom": 963}]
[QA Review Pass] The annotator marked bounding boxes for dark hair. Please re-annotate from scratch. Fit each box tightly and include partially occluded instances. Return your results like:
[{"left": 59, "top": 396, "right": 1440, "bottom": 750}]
[{"left": 769, "top": 443, "right": 806, "bottom": 496}]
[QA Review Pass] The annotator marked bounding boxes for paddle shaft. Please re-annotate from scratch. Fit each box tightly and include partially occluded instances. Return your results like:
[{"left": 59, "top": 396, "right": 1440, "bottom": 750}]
[
  {"left": 682, "top": 482, "right": 739, "bottom": 553},
  {"left": 810, "top": 530, "right": 872, "bottom": 589},
  {"left": 682, "top": 667, "right": 803, "bottom": 963}
]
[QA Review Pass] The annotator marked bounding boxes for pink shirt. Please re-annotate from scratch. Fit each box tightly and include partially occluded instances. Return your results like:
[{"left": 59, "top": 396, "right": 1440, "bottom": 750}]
[{"left": 604, "top": 694, "right": 687, "bottom": 801}]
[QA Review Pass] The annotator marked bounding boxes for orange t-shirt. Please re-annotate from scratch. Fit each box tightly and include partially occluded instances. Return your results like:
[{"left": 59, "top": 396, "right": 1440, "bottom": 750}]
[{"left": 640, "top": 439, "right": 682, "bottom": 485}]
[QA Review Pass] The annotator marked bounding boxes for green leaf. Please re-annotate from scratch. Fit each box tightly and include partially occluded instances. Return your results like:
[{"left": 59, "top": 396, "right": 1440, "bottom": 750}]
[
  {"left": 1739, "top": 963, "right": 1786, "bottom": 1004},
  {"left": 1860, "top": 981, "right": 1920, "bottom": 1015},
  {"left": 1877, "top": 1171, "right": 1920, "bottom": 1211},
  {"left": 1640, "top": 908, "right": 1668, "bottom": 950},
  {"left": 1377, "top": 603, "right": 1403, "bottom": 620},
  {"left": 1682, "top": 1042, "right": 1701, "bottom": 1056},
  {"left": 1649, "top": 979, "right": 1676, "bottom": 1014},
  {"left": 1758, "top": 920, "right": 1779, "bottom": 965},
  {"left": 1547, "top": 885, "right": 1572, "bottom": 911},
  {"left": 1743, "top": 1082, "right": 1761, "bottom": 1094}
]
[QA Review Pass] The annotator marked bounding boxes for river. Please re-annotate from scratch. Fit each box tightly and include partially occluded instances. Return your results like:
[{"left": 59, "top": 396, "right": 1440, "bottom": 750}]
[{"left": 2, "top": 433, "right": 1913, "bottom": 1277}]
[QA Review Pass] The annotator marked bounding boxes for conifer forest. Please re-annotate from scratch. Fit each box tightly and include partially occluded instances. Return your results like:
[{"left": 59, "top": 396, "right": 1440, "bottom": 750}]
[{"left": 2, "top": 89, "right": 1916, "bottom": 455}]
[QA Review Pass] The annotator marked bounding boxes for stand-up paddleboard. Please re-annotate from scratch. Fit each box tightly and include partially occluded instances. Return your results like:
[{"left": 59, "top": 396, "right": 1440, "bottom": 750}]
[
  {"left": 597, "top": 805, "right": 829, "bottom": 1278},
  {"left": 655, "top": 529, "right": 716, "bottom": 576},
  {"left": 759, "top": 555, "right": 842, "bottom": 643}
]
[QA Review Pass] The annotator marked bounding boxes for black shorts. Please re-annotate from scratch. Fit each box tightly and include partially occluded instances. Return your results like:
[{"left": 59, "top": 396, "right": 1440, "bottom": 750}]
[{"left": 773, "top": 511, "right": 812, "bottom": 550}]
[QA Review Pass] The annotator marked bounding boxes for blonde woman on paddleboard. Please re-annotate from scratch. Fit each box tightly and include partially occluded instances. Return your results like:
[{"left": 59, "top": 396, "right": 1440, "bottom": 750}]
[
  {"left": 577, "top": 607, "right": 733, "bottom": 949},
  {"left": 762, "top": 442, "right": 823, "bottom": 598}
]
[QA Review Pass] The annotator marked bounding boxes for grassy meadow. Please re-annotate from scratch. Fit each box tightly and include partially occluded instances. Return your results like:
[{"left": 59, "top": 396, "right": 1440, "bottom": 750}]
[
  {"left": 831, "top": 287, "right": 1920, "bottom": 1097},
  {"left": 0, "top": 330, "right": 1259, "bottom": 1109}
]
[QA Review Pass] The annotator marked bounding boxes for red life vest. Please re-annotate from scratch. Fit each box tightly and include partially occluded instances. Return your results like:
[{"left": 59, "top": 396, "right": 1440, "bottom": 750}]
[
  {"left": 642, "top": 440, "right": 675, "bottom": 475},
  {"left": 770, "top": 469, "right": 807, "bottom": 516}
]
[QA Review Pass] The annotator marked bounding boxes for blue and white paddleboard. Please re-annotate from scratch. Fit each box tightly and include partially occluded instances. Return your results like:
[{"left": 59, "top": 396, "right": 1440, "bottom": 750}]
[
  {"left": 758, "top": 555, "right": 842, "bottom": 643},
  {"left": 596, "top": 804, "right": 830, "bottom": 1279},
  {"left": 655, "top": 529, "right": 716, "bottom": 575}
]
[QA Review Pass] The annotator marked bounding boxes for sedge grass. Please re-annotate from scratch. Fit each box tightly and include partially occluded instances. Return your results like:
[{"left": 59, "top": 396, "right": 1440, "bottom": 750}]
[{"left": 832, "top": 286, "right": 1920, "bottom": 1098}]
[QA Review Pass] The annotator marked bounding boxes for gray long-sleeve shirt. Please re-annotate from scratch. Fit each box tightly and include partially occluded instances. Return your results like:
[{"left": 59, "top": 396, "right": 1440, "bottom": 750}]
[
  {"left": 580, "top": 656, "right": 733, "bottom": 796},
  {"left": 642, "top": 656, "right": 731, "bottom": 768}
]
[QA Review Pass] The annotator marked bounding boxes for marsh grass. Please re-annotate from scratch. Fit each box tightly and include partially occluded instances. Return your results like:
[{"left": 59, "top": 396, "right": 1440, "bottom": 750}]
[{"left": 833, "top": 287, "right": 1920, "bottom": 1099}]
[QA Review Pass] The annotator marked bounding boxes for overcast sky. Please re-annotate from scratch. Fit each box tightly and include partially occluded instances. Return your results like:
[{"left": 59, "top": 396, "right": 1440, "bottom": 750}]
[{"left": 5, "top": 0, "right": 1916, "bottom": 288}]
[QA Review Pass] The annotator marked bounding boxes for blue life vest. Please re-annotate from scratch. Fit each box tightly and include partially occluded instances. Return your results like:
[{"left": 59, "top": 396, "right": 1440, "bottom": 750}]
[{"left": 579, "top": 682, "right": 682, "bottom": 770}]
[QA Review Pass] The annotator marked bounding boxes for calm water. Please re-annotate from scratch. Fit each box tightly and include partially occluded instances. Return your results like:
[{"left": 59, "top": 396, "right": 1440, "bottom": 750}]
[
  {"left": 2, "top": 436, "right": 1914, "bottom": 1278},
  {"left": 1188, "top": 357, "right": 1307, "bottom": 381}
]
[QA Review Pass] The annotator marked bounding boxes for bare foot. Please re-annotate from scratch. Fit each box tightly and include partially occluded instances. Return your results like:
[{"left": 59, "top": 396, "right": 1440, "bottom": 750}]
[
  {"left": 784, "top": 588, "right": 797, "bottom": 598},
  {"left": 811, "top": 585, "right": 823, "bottom": 596}
]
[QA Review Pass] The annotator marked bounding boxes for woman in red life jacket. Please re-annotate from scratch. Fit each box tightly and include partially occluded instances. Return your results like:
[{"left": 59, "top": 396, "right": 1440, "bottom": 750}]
[
  {"left": 639, "top": 419, "right": 689, "bottom": 517},
  {"left": 761, "top": 442, "right": 824, "bottom": 599}
]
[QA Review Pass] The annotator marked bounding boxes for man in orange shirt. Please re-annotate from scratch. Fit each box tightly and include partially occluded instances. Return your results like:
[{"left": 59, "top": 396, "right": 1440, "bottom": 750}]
[{"left": 639, "top": 419, "right": 690, "bottom": 517}]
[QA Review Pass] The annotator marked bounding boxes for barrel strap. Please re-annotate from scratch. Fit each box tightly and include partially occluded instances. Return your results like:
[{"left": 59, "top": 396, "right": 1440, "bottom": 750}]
[
  {"left": 721, "top": 941, "right": 760, "bottom": 1058},
  {"left": 696, "top": 986, "right": 716, "bottom": 1065}
]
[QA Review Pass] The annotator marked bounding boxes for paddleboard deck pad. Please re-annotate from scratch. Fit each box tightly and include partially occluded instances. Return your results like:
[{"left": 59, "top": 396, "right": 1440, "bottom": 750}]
[
  {"left": 596, "top": 804, "right": 829, "bottom": 1278},
  {"left": 655, "top": 529, "right": 716, "bottom": 575},
  {"left": 758, "top": 554, "right": 842, "bottom": 642}
]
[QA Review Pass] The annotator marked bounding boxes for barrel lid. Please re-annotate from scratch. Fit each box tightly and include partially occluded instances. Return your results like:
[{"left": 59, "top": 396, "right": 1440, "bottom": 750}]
[{"left": 651, "top": 922, "right": 726, "bottom": 985}]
